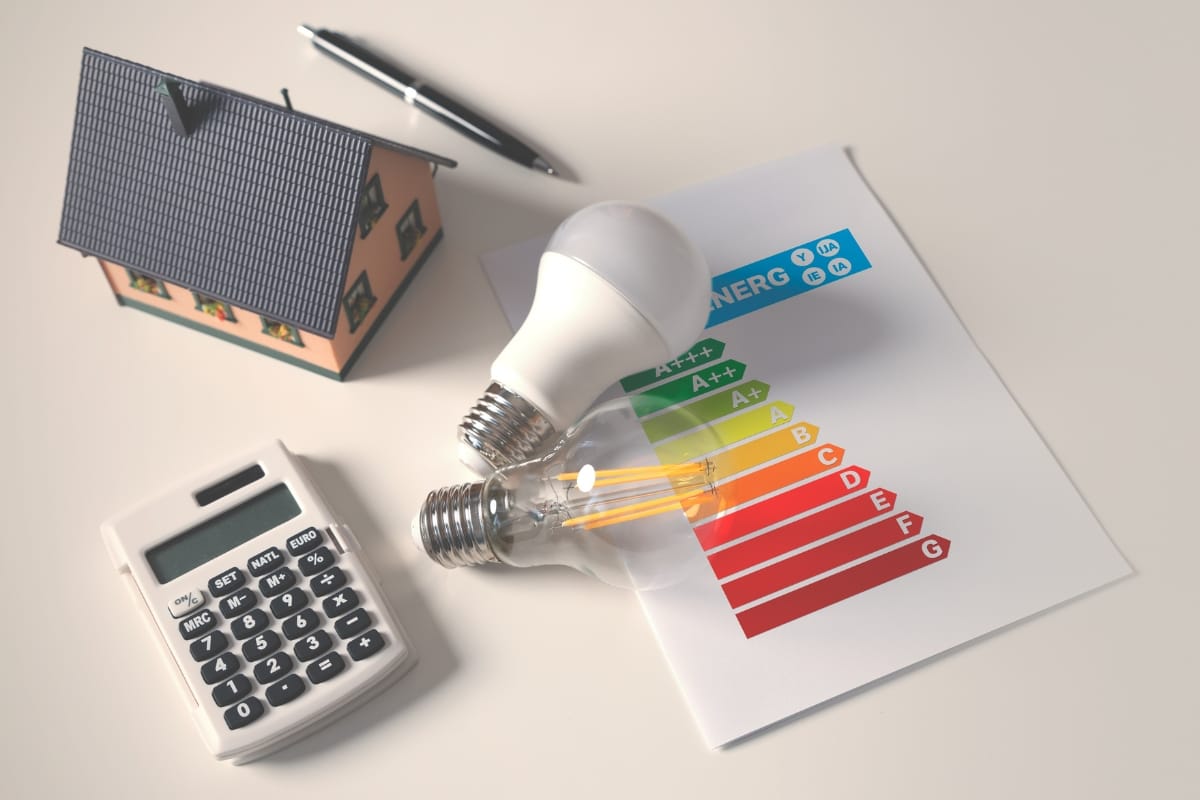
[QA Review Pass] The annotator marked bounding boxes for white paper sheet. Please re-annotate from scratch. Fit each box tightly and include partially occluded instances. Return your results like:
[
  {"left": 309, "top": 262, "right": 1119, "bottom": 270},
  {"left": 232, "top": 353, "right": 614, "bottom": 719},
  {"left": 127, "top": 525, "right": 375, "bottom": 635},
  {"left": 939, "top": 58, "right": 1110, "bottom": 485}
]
[{"left": 479, "top": 146, "right": 1131, "bottom": 747}]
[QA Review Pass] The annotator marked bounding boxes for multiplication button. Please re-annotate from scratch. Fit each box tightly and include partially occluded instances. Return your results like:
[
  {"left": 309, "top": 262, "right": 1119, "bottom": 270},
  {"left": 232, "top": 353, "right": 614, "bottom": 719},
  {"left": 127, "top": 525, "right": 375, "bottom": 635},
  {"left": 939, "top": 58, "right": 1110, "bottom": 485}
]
[
  {"left": 322, "top": 587, "right": 359, "bottom": 618},
  {"left": 306, "top": 653, "right": 345, "bottom": 684},
  {"left": 347, "top": 630, "right": 386, "bottom": 661}
]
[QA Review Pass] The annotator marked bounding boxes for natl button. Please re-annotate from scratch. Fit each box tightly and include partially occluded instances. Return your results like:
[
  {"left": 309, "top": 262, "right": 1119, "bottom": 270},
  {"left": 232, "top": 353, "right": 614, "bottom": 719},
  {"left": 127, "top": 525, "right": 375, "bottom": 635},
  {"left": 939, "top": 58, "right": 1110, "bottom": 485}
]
[
  {"left": 208, "top": 567, "right": 245, "bottom": 598},
  {"left": 294, "top": 630, "right": 333, "bottom": 662},
  {"left": 211, "top": 674, "right": 253, "bottom": 707},
  {"left": 286, "top": 527, "right": 323, "bottom": 556},
  {"left": 334, "top": 609, "right": 371, "bottom": 640},
  {"left": 200, "top": 652, "right": 241, "bottom": 685},
  {"left": 282, "top": 608, "right": 320, "bottom": 640},
  {"left": 178, "top": 608, "right": 217, "bottom": 640},
  {"left": 219, "top": 587, "right": 258, "bottom": 619},
  {"left": 269, "top": 587, "right": 309, "bottom": 619},
  {"left": 241, "top": 630, "right": 282, "bottom": 662},
  {"left": 298, "top": 546, "right": 336, "bottom": 576},
  {"left": 347, "top": 629, "right": 386, "bottom": 661},
  {"left": 310, "top": 567, "right": 346, "bottom": 597},
  {"left": 258, "top": 567, "right": 296, "bottom": 597},
  {"left": 253, "top": 652, "right": 294, "bottom": 685},
  {"left": 167, "top": 588, "right": 206, "bottom": 619},
  {"left": 306, "top": 652, "right": 345, "bottom": 684},
  {"left": 322, "top": 587, "right": 359, "bottom": 618},
  {"left": 190, "top": 630, "right": 229, "bottom": 661},
  {"left": 231, "top": 609, "right": 270, "bottom": 640},
  {"left": 224, "top": 697, "right": 264, "bottom": 730},
  {"left": 247, "top": 546, "right": 285, "bottom": 577},
  {"left": 265, "top": 674, "right": 307, "bottom": 707}
]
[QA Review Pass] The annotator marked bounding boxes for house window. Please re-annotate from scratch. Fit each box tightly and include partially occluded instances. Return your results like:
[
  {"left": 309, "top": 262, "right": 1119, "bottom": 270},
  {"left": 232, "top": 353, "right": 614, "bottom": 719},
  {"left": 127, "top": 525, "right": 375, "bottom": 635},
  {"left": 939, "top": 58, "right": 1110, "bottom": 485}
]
[
  {"left": 342, "top": 272, "right": 377, "bottom": 334},
  {"left": 260, "top": 317, "right": 304, "bottom": 347},
  {"left": 193, "top": 292, "right": 237, "bottom": 323},
  {"left": 395, "top": 199, "right": 428, "bottom": 261},
  {"left": 358, "top": 173, "right": 388, "bottom": 238},
  {"left": 127, "top": 269, "right": 170, "bottom": 299}
]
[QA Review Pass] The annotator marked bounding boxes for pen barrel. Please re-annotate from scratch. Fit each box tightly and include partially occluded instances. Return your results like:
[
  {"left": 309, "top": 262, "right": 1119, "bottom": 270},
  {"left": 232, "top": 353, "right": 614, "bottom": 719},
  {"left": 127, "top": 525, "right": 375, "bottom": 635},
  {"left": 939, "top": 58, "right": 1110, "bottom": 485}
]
[
  {"left": 413, "top": 85, "right": 541, "bottom": 164},
  {"left": 312, "top": 30, "right": 417, "bottom": 95}
]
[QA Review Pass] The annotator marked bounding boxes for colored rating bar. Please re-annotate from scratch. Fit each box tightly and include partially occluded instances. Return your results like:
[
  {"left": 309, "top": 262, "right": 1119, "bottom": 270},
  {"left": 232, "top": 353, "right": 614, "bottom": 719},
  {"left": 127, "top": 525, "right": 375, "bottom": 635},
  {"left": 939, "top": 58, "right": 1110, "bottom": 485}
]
[
  {"left": 630, "top": 360, "right": 747, "bottom": 417},
  {"left": 684, "top": 445, "right": 846, "bottom": 524},
  {"left": 693, "top": 465, "right": 869, "bottom": 550},
  {"left": 620, "top": 338, "right": 726, "bottom": 393},
  {"left": 735, "top": 535, "right": 951, "bottom": 638},
  {"left": 707, "top": 488, "right": 896, "bottom": 578},
  {"left": 720, "top": 511, "right": 924, "bottom": 607},
  {"left": 641, "top": 380, "right": 771, "bottom": 443},
  {"left": 705, "top": 422, "right": 820, "bottom": 484},
  {"left": 653, "top": 402, "right": 796, "bottom": 463}
]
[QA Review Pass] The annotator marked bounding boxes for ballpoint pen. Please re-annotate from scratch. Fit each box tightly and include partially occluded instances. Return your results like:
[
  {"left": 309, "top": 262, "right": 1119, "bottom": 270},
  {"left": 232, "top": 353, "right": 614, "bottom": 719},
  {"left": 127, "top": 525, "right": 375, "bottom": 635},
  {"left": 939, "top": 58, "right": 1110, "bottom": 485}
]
[{"left": 298, "top": 24, "right": 559, "bottom": 177}]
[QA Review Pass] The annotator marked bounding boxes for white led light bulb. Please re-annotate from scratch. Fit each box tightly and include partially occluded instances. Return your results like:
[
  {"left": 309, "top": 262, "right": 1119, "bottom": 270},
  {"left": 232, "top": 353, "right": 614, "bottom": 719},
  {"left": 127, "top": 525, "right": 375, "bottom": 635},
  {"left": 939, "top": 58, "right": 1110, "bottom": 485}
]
[{"left": 459, "top": 202, "right": 710, "bottom": 473}]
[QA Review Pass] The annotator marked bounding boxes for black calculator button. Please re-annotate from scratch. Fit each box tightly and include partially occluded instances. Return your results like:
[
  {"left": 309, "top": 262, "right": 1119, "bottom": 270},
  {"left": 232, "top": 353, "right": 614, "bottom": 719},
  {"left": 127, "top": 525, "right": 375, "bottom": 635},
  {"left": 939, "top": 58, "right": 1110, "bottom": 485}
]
[
  {"left": 253, "top": 653, "right": 294, "bottom": 685},
  {"left": 306, "top": 653, "right": 345, "bottom": 684},
  {"left": 258, "top": 567, "right": 296, "bottom": 597},
  {"left": 347, "top": 629, "right": 387, "bottom": 662},
  {"left": 298, "top": 546, "right": 336, "bottom": 576},
  {"left": 265, "top": 674, "right": 307, "bottom": 707},
  {"left": 179, "top": 609, "right": 218, "bottom": 640},
  {"left": 208, "top": 567, "right": 245, "bottom": 598},
  {"left": 218, "top": 587, "right": 258, "bottom": 619},
  {"left": 241, "top": 630, "right": 282, "bottom": 662},
  {"left": 286, "top": 527, "right": 323, "bottom": 556},
  {"left": 224, "top": 697, "right": 264, "bottom": 730},
  {"left": 294, "top": 631, "right": 334, "bottom": 662},
  {"left": 270, "top": 588, "right": 309, "bottom": 619},
  {"left": 190, "top": 630, "right": 229, "bottom": 661},
  {"left": 334, "top": 609, "right": 371, "bottom": 640},
  {"left": 282, "top": 608, "right": 320, "bottom": 640},
  {"left": 247, "top": 546, "right": 285, "bottom": 577},
  {"left": 200, "top": 652, "right": 241, "bottom": 685},
  {"left": 231, "top": 609, "right": 270, "bottom": 640},
  {"left": 211, "top": 674, "right": 253, "bottom": 707},
  {"left": 322, "top": 587, "right": 360, "bottom": 618},
  {"left": 310, "top": 567, "right": 346, "bottom": 596}
]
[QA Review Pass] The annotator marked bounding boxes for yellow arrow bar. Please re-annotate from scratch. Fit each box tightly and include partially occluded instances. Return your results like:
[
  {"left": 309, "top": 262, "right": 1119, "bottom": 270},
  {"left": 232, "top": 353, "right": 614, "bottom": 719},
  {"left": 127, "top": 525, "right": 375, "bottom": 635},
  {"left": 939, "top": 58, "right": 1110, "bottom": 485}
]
[{"left": 654, "top": 401, "right": 798, "bottom": 463}]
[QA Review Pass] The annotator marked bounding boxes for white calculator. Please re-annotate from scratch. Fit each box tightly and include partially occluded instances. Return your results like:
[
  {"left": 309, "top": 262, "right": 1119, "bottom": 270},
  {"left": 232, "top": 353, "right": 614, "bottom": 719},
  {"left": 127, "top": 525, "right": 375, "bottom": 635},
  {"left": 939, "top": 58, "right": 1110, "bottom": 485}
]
[{"left": 101, "top": 440, "right": 415, "bottom": 764}]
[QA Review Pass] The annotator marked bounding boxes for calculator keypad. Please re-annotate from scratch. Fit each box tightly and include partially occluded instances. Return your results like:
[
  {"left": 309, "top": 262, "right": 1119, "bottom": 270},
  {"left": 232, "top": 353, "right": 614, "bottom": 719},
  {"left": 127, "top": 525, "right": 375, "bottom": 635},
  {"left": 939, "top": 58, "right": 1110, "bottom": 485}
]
[{"left": 173, "top": 526, "right": 392, "bottom": 732}]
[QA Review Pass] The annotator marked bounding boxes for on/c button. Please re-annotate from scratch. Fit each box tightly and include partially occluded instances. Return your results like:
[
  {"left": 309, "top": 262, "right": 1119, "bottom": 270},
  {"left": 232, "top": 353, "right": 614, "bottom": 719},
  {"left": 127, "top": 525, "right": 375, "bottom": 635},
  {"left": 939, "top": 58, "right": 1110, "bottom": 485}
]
[{"left": 167, "top": 589, "right": 206, "bottom": 619}]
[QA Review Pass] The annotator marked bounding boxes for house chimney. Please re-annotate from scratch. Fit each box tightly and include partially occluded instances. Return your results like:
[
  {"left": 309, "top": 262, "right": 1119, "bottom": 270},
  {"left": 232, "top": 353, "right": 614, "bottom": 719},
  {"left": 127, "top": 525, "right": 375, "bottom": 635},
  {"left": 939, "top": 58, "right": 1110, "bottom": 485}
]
[
  {"left": 155, "top": 79, "right": 193, "bottom": 136},
  {"left": 280, "top": 88, "right": 293, "bottom": 111}
]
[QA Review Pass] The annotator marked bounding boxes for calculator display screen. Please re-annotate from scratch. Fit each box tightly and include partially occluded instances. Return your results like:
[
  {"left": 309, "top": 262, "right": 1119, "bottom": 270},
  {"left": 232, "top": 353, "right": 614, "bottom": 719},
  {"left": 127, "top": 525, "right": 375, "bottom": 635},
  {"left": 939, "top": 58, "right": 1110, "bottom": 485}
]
[{"left": 146, "top": 483, "right": 301, "bottom": 583}]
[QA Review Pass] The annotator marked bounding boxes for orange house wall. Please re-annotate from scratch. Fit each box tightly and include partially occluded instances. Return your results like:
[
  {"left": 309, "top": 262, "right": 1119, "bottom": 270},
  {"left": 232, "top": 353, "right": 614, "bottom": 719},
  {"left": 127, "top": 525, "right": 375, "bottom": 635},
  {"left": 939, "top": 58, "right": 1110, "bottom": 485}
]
[
  {"left": 329, "top": 146, "right": 444, "bottom": 366},
  {"left": 98, "top": 259, "right": 340, "bottom": 371}
]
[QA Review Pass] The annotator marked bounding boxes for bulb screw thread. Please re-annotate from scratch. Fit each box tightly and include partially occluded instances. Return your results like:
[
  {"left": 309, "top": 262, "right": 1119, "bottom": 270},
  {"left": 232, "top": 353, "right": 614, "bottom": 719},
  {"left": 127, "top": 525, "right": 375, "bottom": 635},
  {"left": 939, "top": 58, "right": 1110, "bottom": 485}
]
[
  {"left": 414, "top": 481, "right": 500, "bottom": 568},
  {"left": 458, "top": 382, "right": 557, "bottom": 470}
]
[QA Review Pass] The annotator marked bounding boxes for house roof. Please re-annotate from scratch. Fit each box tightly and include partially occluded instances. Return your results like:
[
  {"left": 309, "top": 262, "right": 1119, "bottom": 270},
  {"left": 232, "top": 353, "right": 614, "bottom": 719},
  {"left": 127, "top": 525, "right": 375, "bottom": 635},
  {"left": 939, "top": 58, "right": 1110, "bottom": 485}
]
[{"left": 58, "top": 48, "right": 454, "bottom": 337}]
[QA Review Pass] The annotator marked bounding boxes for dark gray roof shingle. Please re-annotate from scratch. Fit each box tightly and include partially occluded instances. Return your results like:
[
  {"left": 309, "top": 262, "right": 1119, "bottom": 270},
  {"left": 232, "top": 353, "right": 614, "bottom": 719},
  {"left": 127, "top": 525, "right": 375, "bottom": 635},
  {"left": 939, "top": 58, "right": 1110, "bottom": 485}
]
[{"left": 58, "top": 49, "right": 452, "bottom": 337}]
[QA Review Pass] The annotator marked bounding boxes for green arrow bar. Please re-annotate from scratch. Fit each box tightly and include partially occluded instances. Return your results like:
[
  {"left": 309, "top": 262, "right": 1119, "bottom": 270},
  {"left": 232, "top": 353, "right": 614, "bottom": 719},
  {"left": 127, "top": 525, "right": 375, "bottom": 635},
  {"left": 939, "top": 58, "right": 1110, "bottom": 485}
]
[
  {"left": 619, "top": 338, "right": 726, "bottom": 393},
  {"left": 631, "top": 360, "right": 747, "bottom": 417},
  {"left": 641, "top": 380, "right": 771, "bottom": 443}
]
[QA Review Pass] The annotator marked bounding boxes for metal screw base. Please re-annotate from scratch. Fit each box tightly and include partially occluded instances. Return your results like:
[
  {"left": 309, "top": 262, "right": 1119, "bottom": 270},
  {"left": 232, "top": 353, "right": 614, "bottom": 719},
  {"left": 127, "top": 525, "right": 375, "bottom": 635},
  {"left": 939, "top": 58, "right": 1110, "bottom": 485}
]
[
  {"left": 414, "top": 481, "right": 499, "bottom": 568},
  {"left": 458, "top": 382, "right": 557, "bottom": 470}
]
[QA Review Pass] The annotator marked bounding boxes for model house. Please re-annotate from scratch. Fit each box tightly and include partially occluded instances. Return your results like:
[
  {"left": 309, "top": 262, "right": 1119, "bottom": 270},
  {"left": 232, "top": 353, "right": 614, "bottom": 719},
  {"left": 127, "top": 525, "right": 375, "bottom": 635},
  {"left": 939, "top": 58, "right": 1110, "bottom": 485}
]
[{"left": 58, "top": 48, "right": 455, "bottom": 379}]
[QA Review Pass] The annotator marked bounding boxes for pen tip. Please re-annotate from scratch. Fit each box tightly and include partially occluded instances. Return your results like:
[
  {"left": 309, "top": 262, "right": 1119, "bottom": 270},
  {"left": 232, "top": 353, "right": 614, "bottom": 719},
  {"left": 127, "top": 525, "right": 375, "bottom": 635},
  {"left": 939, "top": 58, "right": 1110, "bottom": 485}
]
[
  {"left": 532, "top": 157, "right": 558, "bottom": 177},
  {"left": 297, "top": 24, "right": 315, "bottom": 39}
]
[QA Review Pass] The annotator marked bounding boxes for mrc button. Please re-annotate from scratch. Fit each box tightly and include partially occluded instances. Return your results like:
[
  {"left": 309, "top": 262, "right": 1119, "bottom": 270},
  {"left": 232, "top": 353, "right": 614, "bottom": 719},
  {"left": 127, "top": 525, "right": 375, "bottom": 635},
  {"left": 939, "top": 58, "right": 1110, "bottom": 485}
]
[
  {"left": 286, "top": 527, "right": 323, "bottom": 556},
  {"left": 208, "top": 567, "right": 245, "bottom": 597},
  {"left": 178, "top": 608, "right": 218, "bottom": 640}
]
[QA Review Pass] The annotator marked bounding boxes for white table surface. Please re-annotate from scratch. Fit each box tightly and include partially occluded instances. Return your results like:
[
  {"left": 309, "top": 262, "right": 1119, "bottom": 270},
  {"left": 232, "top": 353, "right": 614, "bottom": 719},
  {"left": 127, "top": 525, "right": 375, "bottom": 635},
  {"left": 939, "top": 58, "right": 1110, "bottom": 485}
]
[{"left": 4, "top": 1, "right": 1197, "bottom": 797}]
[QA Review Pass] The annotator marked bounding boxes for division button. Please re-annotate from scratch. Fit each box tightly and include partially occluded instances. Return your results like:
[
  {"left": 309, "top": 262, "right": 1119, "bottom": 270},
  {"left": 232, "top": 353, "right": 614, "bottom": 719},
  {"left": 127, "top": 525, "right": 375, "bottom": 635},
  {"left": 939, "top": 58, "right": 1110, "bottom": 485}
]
[
  {"left": 281, "top": 608, "right": 320, "bottom": 641},
  {"left": 219, "top": 587, "right": 258, "bottom": 619},
  {"left": 208, "top": 567, "right": 245, "bottom": 598},
  {"left": 190, "top": 630, "right": 229, "bottom": 661},
  {"left": 265, "top": 674, "right": 307, "bottom": 707},
  {"left": 258, "top": 567, "right": 296, "bottom": 597},
  {"left": 347, "top": 629, "right": 386, "bottom": 661},
  {"left": 247, "top": 546, "right": 285, "bottom": 577},
  {"left": 231, "top": 609, "right": 270, "bottom": 640},
  {"left": 224, "top": 697, "right": 265, "bottom": 730},
  {"left": 270, "top": 587, "right": 309, "bottom": 619},
  {"left": 211, "top": 674, "right": 253, "bottom": 707},
  {"left": 241, "top": 630, "right": 282, "bottom": 662},
  {"left": 306, "top": 652, "right": 346, "bottom": 684},
  {"left": 293, "top": 630, "right": 333, "bottom": 662},
  {"left": 178, "top": 608, "right": 218, "bottom": 640},
  {"left": 286, "top": 527, "right": 323, "bottom": 557},
  {"left": 310, "top": 567, "right": 346, "bottom": 597},
  {"left": 253, "top": 652, "right": 294, "bottom": 685},
  {"left": 167, "top": 589, "right": 206, "bottom": 619},
  {"left": 334, "top": 609, "right": 371, "bottom": 640},
  {"left": 298, "top": 546, "right": 336, "bottom": 576},
  {"left": 200, "top": 652, "right": 241, "bottom": 685}
]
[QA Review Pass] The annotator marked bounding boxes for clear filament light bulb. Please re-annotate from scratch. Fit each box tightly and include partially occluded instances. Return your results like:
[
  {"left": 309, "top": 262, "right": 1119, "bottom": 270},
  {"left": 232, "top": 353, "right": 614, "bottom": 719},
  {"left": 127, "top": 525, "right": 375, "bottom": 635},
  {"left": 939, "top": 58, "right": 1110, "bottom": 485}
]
[
  {"left": 416, "top": 399, "right": 720, "bottom": 590},
  {"left": 458, "top": 202, "right": 710, "bottom": 474}
]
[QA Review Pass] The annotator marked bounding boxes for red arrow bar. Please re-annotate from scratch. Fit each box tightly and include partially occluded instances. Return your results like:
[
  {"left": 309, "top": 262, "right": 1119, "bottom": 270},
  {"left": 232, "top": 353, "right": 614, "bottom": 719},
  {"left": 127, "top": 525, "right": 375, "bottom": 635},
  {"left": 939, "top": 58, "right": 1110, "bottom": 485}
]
[
  {"left": 707, "top": 489, "right": 897, "bottom": 579},
  {"left": 693, "top": 466, "right": 871, "bottom": 550},
  {"left": 736, "top": 535, "right": 951, "bottom": 638},
  {"left": 721, "top": 511, "right": 924, "bottom": 607}
]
